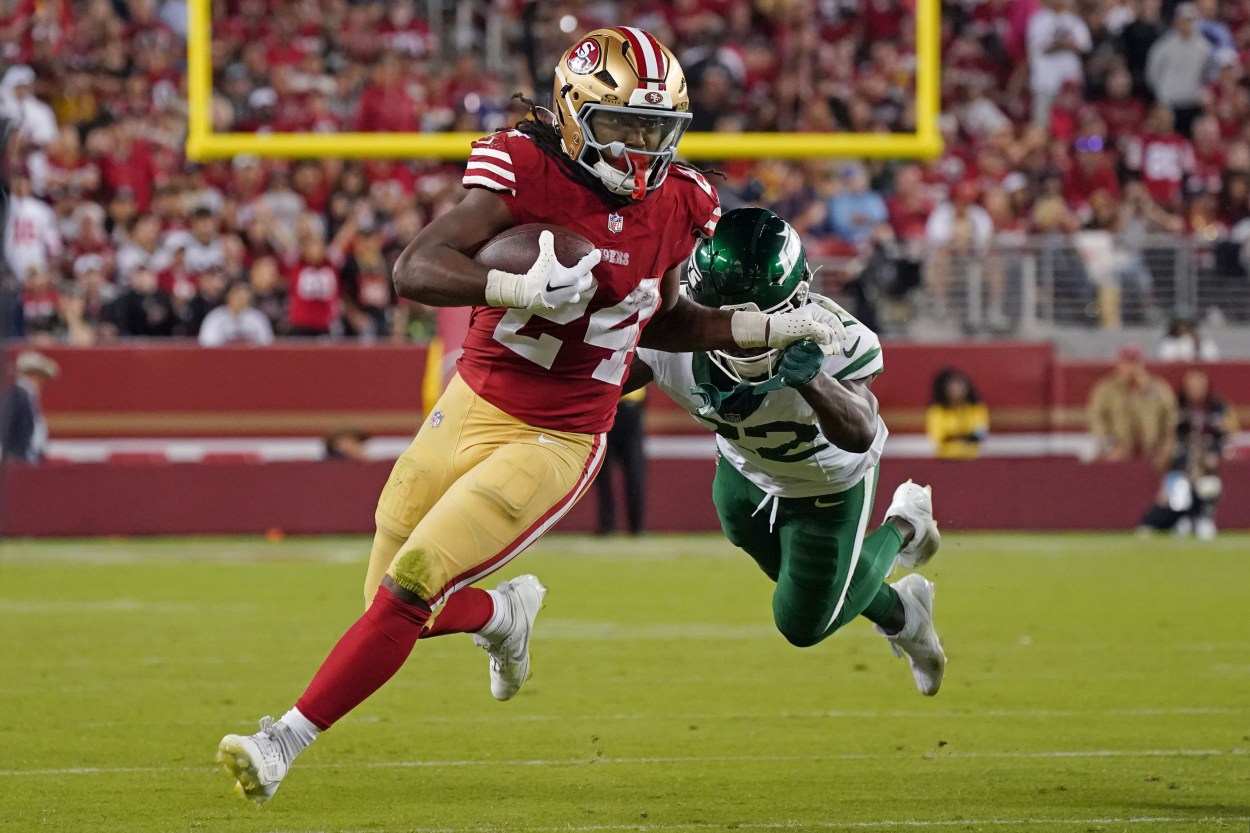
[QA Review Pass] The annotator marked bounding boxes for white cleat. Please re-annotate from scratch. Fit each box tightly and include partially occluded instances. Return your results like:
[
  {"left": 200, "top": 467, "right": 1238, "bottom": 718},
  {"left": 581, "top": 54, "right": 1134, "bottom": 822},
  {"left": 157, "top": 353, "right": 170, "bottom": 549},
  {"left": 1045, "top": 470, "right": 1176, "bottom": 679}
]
[
  {"left": 217, "top": 716, "right": 296, "bottom": 806},
  {"left": 877, "top": 573, "right": 947, "bottom": 696},
  {"left": 885, "top": 481, "right": 941, "bottom": 569},
  {"left": 474, "top": 574, "right": 547, "bottom": 701}
]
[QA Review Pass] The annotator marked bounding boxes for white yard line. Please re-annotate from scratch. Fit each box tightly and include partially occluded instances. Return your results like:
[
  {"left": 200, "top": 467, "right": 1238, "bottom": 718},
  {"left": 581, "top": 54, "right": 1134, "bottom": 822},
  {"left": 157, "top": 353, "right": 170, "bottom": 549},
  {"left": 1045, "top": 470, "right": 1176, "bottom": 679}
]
[
  {"left": 1, "top": 748, "right": 1243, "bottom": 778},
  {"left": 60, "top": 705, "right": 1246, "bottom": 730}
]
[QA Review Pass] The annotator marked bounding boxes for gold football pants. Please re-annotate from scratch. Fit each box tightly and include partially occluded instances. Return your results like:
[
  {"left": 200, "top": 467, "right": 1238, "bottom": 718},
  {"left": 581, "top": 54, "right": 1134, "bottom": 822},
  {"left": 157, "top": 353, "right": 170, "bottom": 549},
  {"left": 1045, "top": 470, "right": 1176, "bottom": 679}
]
[{"left": 365, "top": 373, "right": 605, "bottom": 608}]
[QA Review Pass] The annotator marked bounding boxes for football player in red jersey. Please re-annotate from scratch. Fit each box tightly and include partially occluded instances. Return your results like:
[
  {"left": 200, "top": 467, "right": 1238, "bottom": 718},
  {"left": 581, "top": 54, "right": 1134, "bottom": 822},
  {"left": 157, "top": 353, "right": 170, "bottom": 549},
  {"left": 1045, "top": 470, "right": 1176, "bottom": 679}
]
[{"left": 217, "top": 27, "right": 846, "bottom": 805}]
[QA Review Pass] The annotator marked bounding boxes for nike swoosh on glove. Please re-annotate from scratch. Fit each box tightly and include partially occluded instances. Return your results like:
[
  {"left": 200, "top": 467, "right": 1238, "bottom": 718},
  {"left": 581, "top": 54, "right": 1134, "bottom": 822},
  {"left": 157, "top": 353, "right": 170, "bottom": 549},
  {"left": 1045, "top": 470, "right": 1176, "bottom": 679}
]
[{"left": 485, "top": 229, "right": 601, "bottom": 311}]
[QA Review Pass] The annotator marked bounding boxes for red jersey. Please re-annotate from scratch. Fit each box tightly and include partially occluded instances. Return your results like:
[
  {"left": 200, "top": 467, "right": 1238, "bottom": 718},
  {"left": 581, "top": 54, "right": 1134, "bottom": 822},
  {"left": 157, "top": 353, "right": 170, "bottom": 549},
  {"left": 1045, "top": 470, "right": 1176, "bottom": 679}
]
[
  {"left": 286, "top": 253, "right": 343, "bottom": 332},
  {"left": 1124, "top": 133, "right": 1194, "bottom": 208},
  {"left": 456, "top": 130, "right": 720, "bottom": 434}
]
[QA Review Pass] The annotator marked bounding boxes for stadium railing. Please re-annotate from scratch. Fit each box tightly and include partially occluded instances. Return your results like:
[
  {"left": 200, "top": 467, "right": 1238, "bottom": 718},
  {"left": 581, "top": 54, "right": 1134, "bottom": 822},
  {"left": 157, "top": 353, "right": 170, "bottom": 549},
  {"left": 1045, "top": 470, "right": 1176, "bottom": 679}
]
[{"left": 813, "top": 235, "right": 1250, "bottom": 337}]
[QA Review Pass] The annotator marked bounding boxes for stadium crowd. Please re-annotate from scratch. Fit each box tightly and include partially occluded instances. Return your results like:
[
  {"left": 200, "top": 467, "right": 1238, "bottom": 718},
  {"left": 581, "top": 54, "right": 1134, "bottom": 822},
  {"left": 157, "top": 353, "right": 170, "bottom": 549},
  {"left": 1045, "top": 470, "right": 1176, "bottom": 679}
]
[{"left": 2, "top": 0, "right": 1250, "bottom": 344}]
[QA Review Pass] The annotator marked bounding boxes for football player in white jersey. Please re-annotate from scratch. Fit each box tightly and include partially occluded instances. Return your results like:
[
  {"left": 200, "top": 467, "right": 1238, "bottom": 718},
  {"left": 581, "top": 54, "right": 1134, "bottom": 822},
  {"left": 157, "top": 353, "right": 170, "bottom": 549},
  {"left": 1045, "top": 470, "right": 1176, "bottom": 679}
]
[{"left": 629, "top": 207, "right": 947, "bottom": 695}]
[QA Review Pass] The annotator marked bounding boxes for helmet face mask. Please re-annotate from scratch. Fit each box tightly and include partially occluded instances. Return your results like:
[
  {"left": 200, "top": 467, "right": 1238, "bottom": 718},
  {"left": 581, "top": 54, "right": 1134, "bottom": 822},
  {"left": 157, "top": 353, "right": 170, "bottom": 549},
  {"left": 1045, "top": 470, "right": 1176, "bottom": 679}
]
[
  {"left": 553, "top": 28, "right": 690, "bottom": 200},
  {"left": 686, "top": 208, "right": 813, "bottom": 386},
  {"left": 578, "top": 104, "right": 691, "bottom": 197}
]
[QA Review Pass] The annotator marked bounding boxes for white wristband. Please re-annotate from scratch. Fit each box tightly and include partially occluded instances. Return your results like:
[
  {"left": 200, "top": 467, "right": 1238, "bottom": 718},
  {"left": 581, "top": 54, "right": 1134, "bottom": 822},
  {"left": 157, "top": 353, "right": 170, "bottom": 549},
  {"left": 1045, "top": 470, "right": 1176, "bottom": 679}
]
[
  {"left": 484, "top": 269, "right": 524, "bottom": 308},
  {"left": 731, "top": 310, "right": 769, "bottom": 349}
]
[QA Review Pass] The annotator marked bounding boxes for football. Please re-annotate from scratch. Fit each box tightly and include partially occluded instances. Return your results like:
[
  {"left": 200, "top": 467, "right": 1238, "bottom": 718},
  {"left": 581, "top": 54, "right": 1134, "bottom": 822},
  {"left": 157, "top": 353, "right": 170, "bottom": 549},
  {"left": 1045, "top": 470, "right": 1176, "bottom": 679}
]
[{"left": 473, "top": 223, "right": 595, "bottom": 274}]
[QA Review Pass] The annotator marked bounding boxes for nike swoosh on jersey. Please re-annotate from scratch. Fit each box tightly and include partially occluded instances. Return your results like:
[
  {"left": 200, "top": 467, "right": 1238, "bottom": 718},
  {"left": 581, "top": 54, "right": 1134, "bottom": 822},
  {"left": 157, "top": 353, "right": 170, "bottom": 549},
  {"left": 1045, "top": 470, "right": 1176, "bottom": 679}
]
[
  {"left": 814, "top": 497, "right": 844, "bottom": 508},
  {"left": 842, "top": 337, "right": 861, "bottom": 356},
  {"left": 537, "top": 434, "right": 569, "bottom": 449}
]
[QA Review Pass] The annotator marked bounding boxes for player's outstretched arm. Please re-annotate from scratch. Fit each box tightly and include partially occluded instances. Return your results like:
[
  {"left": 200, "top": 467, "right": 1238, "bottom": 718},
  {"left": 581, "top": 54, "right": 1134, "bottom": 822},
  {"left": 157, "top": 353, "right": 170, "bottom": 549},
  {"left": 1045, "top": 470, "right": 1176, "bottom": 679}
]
[
  {"left": 641, "top": 266, "right": 843, "bottom": 352},
  {"left": 640, "top": 291, "right": 735, "bottom": 351},
  {"left": 779, "top": 341, "right": 879, "bottom": 454},
  {"left": 391, "top": 189, "right": 513, "bottom": 307}
]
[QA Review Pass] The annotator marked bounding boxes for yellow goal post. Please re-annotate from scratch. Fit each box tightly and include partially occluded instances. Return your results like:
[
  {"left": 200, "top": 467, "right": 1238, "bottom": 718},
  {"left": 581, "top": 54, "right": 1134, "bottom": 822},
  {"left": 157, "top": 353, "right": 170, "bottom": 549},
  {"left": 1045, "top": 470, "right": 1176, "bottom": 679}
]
[{"left": 185, "top": 0, "right": 942, "bottom": 162}]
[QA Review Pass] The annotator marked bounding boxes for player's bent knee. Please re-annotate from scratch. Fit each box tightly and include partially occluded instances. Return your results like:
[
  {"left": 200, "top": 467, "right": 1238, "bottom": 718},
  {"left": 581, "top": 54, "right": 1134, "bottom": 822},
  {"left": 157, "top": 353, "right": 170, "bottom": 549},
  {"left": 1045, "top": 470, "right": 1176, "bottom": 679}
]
[
  {"left": 388, "top": 545, "right": 445, "bottom": 602},
  {"left": 773, "top": 609, "right": 829, "bottom": 648}
]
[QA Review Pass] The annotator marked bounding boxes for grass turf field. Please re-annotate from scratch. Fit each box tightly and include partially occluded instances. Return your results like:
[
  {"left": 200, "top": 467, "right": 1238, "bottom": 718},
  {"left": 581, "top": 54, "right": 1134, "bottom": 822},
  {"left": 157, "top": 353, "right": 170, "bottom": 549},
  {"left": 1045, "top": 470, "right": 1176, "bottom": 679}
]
[{"left": 1, "top": 532, "right": 1247, "bottom": 833}]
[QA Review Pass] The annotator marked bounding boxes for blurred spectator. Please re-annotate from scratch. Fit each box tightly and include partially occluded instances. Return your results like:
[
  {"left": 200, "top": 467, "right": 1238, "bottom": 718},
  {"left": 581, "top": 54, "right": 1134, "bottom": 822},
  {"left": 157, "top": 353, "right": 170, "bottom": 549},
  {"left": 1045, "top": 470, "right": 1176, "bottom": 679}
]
[
  {"left": 107, "top": 266, "right": 176, "bottom": 337},
  {"left": 925, "top": 368, "right": 990, "bottom": 460},
  {"left": 0, "top": 65, "right": 57, "bottom": 147},
  {"left": 1123, "top": 107, "right": 1194, "bottom": 210},
  {"left": 1145, "top": 3, "right": 1212, "bottom": 137},
  {"left": 1118, "top": 0, "right": 1165, "bottom": 99},
  {"left": 1097, "top": 68, "right": 1146, "bottom": 143},
  {"left": 924, "top": 181, "right": 992, "bottom": 320},
  {"left": 355, "top": 53, "right": 418, "bottom": 133},
  {"left": 36, "top": 125, "right": 99, "bottom": 202},
  {"left": 96, "top": 118, "right": 159, "bottom": 212},
  {"left": 1194, "top": 0, "right": 1235, "bottom": 60},
  {"left": 164, "top": 206, "right": 226, "bottom": 274},
  {"left": 282, "top": 217, "right": 352, "bottom": 338},
  {"left": 340, "top": 213, "right": 397, "bottom": 340},
  {"left": 198, "top": 279, "right": 275, "bottom": 347},
  {"left": 1027, "top": 0, "right": 1092, "bottom": 128},
  {"left": 0, "top": 350, "right": 58, "bottom": 463},
  {"left": 323, "top": 427, "right": 370, "bottom": 462},
  {"left": 20, "top": 266, "right": 59, "bottom": 339},
  {"left": 181, "top": 267, "right": 228, "bottom": 337},
  {"left": 826, "top": 163, "right": 889, "bottom": 246},
  {"left": 1088, "top": 344, "right": 1177, "bottom": 465},
  {"left": 595, "top": 390, "right": 647, "bottom": 537},
  {"left": 70, "top": 252, "right": 116, "bottom": 341},
  {"left": 1158, "top": 309, "right": 1220, "bottom": 361},
  {"left": 1137, "top": 369, "right": 1232, "bottom": 540},
  {"left": 1073, "top": 190, "right": 1156, "bottom": 328},
  {"left": 116, "top": 214, "right": 170, "bottom": 282},
  {"left": 248, "top": 255, "right": 288, "bottom": 335},
  {"left": 4, "top": 167, "right": 60, "bottom": 290}
]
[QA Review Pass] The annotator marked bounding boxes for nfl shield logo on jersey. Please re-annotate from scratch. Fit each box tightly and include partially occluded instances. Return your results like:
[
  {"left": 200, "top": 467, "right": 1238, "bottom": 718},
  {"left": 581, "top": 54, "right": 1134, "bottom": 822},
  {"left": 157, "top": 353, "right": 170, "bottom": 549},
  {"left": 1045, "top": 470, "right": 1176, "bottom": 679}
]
[
  {"left": 607, "top": 213, "right": 624, "bottom": 234},
  {"left": 430, "top": 410, "right": 444, "bottom": 428}
]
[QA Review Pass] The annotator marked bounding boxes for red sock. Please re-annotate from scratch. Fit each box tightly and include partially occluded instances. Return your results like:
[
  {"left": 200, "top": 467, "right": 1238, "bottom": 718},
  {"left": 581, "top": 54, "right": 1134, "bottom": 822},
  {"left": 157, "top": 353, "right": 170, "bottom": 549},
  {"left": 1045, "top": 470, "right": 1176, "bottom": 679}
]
[
  {"left": 422, "top": 587, "right": 494, "bottom": 638},
  {"left": 295, "top": 585, "right": 430, "bottom": 730}
]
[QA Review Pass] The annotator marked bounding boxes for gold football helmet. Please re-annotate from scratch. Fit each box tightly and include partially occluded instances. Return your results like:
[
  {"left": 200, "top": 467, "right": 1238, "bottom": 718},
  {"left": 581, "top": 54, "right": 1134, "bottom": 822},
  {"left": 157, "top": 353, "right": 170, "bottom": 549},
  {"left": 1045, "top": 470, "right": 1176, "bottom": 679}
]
[{"left": 552, "top": 27, "right": 691, "bottom": 200}]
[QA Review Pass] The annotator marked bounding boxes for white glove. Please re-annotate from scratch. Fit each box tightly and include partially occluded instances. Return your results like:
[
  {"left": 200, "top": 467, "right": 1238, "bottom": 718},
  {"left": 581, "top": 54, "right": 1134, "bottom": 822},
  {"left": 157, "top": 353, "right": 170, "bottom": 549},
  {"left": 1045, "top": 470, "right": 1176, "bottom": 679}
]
[
  {"left": 806, "top": 294, "right": 851, "bottom": 355},
  {"left": 484, "top": 230, "right": 601, "bottom": 311},
  {"left": 730, "top": 304, "right": 847, "bottom": 353}
]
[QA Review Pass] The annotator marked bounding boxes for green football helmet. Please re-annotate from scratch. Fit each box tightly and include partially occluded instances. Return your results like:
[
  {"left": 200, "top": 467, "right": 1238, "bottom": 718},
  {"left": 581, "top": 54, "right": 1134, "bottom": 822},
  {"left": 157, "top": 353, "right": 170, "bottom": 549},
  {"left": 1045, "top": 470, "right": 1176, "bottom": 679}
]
[{"left": 686, "top": 207, "right": 811, "bottom": 384}]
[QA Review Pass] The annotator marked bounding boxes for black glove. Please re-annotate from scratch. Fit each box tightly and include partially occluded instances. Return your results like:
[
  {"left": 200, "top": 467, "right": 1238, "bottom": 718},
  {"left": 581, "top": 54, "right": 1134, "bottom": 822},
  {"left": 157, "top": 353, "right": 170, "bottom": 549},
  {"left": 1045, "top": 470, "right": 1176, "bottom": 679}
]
[{"left": 778, "top": 339, "right": 825, "bottom": 388}]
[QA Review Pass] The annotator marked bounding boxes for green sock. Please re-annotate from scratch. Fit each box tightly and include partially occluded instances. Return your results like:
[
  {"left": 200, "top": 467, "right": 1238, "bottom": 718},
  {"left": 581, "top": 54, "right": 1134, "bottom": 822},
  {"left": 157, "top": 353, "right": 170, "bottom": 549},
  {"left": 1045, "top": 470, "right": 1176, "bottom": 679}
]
[
  {"left": 859, "top": 524, "right": 904, "bottom": 628},
  {"left": 862, "top": 583, "right": 901, "bottom": 629}
]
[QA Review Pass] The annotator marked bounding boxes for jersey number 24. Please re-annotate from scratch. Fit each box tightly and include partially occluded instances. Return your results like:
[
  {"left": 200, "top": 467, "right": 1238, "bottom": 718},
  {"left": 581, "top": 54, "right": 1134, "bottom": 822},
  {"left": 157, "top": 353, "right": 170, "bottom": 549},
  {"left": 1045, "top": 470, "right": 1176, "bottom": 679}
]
[{"left": 492, "top": 278, "right": 659, "bottom": 386}]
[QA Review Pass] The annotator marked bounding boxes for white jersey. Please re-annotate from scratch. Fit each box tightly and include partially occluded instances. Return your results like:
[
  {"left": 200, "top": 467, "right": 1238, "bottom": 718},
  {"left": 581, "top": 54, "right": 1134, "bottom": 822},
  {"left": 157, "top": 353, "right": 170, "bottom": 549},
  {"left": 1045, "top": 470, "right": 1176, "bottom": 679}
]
[
  {"left": 4, "top": 195, "right": 61, "bottom": 283},
  {"left": 637, "top": 317, "right": 886, "bottom": 499}
]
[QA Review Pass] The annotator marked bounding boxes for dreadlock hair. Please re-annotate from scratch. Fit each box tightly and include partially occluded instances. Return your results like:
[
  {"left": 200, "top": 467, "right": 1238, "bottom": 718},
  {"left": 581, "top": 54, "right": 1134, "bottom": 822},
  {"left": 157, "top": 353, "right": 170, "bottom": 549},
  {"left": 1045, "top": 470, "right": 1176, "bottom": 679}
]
[{"left": 509, "top": 93, "right": 722, "bottom": 211}]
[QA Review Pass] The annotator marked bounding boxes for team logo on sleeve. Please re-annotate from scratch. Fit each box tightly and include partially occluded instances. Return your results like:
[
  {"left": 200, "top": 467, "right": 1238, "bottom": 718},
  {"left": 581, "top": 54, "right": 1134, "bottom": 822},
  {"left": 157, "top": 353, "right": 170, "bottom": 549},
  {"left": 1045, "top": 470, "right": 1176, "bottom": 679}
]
[
  {"left": 566, "top": 39, "right": 600, "bottom": 75},
  {"left": 607, "top": 213, "right": 624, "bottom": 233}
]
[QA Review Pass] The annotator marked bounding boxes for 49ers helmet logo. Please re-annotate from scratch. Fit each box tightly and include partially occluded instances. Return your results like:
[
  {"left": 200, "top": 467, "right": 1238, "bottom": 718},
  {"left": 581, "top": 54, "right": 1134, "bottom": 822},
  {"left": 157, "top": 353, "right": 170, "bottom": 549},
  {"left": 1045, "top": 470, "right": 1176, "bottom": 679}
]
[
  {"left": 644, "top": 91, "right": 664, "bottom": 104},
  {"left": 566, "top": 39, "right": 600, "bottom": 74}
]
